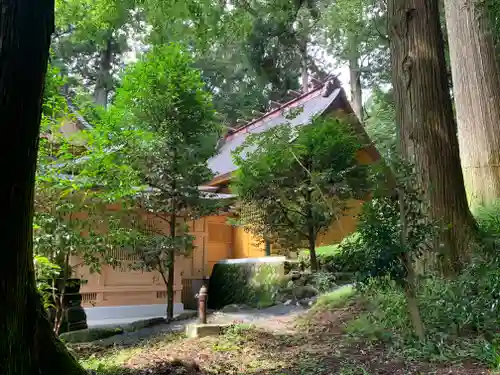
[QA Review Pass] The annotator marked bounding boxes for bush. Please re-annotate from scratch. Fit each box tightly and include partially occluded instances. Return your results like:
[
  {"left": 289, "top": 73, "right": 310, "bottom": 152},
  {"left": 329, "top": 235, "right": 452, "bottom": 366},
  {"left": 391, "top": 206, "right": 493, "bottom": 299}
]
[
  {"left": 298, "top": 234, "right": 364, "bottom": 283},
  {"left": 347, "top": 254, "right": 500, "bottom": 365},
  {"left": 474, "top": 199, "right": 500, "bottom": 239},
  {"left": 207, "top": 258, "right": 285, "bottom": 310}
]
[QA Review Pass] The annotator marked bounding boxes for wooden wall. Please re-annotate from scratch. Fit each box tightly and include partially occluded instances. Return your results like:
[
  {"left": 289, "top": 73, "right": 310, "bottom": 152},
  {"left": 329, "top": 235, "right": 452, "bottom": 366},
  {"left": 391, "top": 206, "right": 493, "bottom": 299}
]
[
  {"left": 73, "top": 214, "right": 233, "bottom": 308},
  {"left": 73, "top": 253, "right": 183, "bottom": 308},
  {"left": 316, "top": 199, "right": 363, "bottom": 246},
  {"left": 233, "top": 226, "right": 266, "bottom": 258}
]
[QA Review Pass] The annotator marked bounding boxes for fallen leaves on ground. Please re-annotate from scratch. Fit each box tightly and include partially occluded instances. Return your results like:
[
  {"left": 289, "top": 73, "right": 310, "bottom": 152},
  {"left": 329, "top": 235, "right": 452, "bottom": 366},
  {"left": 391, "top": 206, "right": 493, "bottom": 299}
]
[{"left": 76, "top": 303, "right": 492, "bottom": 375}]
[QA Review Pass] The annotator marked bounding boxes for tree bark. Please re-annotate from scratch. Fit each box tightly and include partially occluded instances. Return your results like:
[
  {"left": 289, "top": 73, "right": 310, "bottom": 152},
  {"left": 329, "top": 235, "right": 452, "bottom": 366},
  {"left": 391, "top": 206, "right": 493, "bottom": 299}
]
[
  {"left": 398, "top": 188, "right": 425, "bottom": 340},
  {"left": 388, "top": 0, "right": 477, "bottom": 275},
  {"left": 348, "top": 38, "right": 364, "bottom": 122},
  {"left": 443, "top": 0, "right": 500, "bottom": 208},
  {"left": 93, "top": 37, "right": 112, "bottom": 108},
  {"left": 0, "top": 0, "right": 87, "bottom": 373},
  {"left": 308, "top": 233, "right": 319, "bottom": 273},
  {"left": 167, "top": 209, "right": 176, "bottom": 321}
]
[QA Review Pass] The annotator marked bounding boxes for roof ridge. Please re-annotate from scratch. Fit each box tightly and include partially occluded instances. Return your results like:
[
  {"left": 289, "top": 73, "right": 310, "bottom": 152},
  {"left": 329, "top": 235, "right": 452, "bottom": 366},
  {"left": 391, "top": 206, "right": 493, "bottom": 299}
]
[{"left": 226, "top": 76, "right": 340, "bottom": 137}]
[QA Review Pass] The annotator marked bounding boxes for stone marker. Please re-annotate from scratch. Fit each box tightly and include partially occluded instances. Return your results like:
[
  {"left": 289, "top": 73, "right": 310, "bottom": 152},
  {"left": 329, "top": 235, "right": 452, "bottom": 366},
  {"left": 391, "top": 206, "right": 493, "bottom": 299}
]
[{"left": 185, "top": 323, "right": 231, "bottom": 338}]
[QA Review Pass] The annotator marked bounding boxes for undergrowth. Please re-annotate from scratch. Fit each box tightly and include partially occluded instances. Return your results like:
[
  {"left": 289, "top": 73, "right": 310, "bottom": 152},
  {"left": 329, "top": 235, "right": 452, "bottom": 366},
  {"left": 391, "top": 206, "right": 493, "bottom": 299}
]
[{"left": 344, "top": 260, "right": 500, "bottom": 369}]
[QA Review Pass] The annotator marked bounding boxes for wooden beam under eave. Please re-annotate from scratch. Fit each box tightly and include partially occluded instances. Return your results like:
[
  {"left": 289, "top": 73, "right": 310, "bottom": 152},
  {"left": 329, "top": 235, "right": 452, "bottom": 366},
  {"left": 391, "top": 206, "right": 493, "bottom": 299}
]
[{"left": 206, "top": 172, "right": 232, "bottom": 187}]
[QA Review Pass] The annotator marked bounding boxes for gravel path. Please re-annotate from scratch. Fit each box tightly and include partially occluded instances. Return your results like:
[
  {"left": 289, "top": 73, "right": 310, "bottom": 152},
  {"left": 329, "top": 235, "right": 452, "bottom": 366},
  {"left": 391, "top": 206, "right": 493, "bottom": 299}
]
[{"left": 91, "top": 303, "right": 307, "bottom": 347}]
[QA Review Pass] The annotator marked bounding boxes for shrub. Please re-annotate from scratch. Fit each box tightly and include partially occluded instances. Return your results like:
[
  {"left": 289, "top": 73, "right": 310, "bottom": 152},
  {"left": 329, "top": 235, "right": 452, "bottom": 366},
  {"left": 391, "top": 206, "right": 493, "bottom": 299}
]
[
  {"left": 34, "top": 255, "right": 61, "bottom": 310},
  {"left": 298, "top": 234, "right": 364, "bottom": 283},
  {"left": 310, "top": 271, "right": 337, "bottom": 293},
  {"left": 347, "top": 253, "right": 500, "bottom": 365},
  {"left": 207, "top": 258, "right": 285, "bottom": 309},
  {"left": 474, "top": 199, "right": 500, "bottom": 240}
]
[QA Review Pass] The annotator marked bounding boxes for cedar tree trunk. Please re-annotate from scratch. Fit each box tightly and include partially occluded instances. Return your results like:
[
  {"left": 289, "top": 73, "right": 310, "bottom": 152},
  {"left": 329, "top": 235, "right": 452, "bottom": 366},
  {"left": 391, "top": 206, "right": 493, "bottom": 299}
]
[
  {"left": 388, "top": 0, "right": 477, "bottom": 276},
  {"left": 93, "top": 37, "right": 112, "bottom": 108},
  {"left": 0, "top": 1, "right": 87, "bottom": 373},
  {"left": 444, "top": 0, "right": 500, "bottom": 207},
  {"left": 347, "top": 35, "right": 363, "bottom": 122}
]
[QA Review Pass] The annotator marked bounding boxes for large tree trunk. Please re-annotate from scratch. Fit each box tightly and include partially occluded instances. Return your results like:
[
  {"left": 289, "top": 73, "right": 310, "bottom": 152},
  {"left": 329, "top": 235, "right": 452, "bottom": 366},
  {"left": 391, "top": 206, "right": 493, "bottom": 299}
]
[
  {"left": 347, "top": 32, "right": 363, "bottom": 122},
  {"left": 349, "top": 58, "right": 363, "bottom": 122},
  {"left": 93, "top": 37, "right": 112, "bottom": 108},
  {"left": 388, "top": 0, "right": 477, "bottom": 276},
  {"left": 0, "top": 1, "right": 87, "bottom": 374},
  {"left": 443, "top": 0, "right": 500, "bottom": 208}
]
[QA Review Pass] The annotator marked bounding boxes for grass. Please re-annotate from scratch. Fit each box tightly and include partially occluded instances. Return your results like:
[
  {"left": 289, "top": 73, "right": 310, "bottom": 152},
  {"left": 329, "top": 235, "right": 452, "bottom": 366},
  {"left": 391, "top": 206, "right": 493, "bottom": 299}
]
[
  {"left": 312, "top": 284, "right": 356, "bottom": 309},
  {"left": 299, "top": 243, "right": 342, "bottom": 258},
  {"left": 73, "top": 286, "right": 492, "bottom": 375}
]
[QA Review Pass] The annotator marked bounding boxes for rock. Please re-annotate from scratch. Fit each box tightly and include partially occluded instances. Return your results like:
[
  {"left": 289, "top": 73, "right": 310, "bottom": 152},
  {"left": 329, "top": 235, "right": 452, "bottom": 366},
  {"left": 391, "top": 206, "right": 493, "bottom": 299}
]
[
  {"left": 220, "top": 304, "right": 251, "bottom": 313},
  {"left": 293, "top": 285, "right": 319, "bottom": 300},
  {"left": 283, "top": 299, "right": 293, "bottom": 306},
  {"left": 60, "top": 327, "right": 123, "bottom": 343},
  {"left": 308, "top": 296, "right": 318, "bottom": 306},
  {"left": 297, "top": 296, "right": 318, "bottom": 307},
  {"left": 185, "top": 323, "right": 231, "bottom": 338},
  {"left": 124, "top": 317, "right": 167, "bottom": 332},
  {"left": 171, "top": 311, "right": 198, "bottom": 322}
]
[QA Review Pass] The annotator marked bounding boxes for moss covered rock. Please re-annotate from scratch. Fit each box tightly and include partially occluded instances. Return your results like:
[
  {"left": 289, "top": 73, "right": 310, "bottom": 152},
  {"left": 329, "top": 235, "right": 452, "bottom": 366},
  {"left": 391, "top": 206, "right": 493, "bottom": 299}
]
[
  {"left": 59, "top": 327, "right": 123, "bottom": 343},
  {"left": 207, "top": 257, "right": 286, "bottom": 310}
]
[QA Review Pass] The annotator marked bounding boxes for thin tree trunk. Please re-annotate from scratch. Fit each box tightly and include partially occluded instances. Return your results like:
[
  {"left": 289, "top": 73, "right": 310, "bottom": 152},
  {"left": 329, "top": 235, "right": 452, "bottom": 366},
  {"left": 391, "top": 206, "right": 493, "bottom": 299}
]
[
  {"left": 398, "top": 188, "right": 425, "bottom": 340},
  {"left": 443, "top": 0, "right": 500, "bottom": 208},
  {"left": 167, "top": 206, "right": 176, "bottom": 321},
  {"left": 308, "top": 233, "right": 318, "bottom": 273},
  {"left": 304, "top": 155, "right": 318, "bottom": 272},
  {"left": 388, "top": 0, "right": 477, "bottom": 276},
  {"left": 93, "top": 37, "right": 112, "bottom": 108},
  {"left": 0, "top": 0, "right": 87, "bottom": 373},
  {"left": 300, "top": 38, "right": 309, "bottom": 93},
  {"left": 54, "top": 253, "right": 70, "bottom": 336}
]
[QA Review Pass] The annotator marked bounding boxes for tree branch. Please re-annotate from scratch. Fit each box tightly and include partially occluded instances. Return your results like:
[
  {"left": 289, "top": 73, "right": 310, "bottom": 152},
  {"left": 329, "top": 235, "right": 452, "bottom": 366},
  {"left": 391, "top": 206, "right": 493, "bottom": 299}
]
[{"left": 275, "top": 198, "right": 308, "bottom": 238}]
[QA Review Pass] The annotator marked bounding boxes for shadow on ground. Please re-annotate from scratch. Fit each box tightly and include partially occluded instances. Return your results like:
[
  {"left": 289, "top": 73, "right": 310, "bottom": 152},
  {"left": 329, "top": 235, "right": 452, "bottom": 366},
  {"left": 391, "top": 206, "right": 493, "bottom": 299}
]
[
  {"left": 76, "top": 303, "right": 489, "bottom": 375},
  {"left": 90, "top": 360, "right": 204, "bottom": 375}
]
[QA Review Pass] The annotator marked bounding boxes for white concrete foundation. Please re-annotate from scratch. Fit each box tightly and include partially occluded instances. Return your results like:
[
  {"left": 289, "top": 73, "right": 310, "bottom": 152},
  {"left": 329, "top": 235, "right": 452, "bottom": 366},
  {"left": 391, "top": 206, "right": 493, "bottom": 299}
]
[{"left": 85, "top": 303, "right": 184, "bottom": 327}]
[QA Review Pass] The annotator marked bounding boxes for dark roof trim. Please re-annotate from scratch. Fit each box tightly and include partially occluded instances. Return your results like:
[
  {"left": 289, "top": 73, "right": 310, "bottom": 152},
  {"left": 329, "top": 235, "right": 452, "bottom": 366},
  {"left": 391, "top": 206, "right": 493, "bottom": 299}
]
[
  {"left": 65, "top": 97, "right": 94, "bottom": 130},
  {"left": 225, "top": 76, "right": 341, "bottom": 140}
]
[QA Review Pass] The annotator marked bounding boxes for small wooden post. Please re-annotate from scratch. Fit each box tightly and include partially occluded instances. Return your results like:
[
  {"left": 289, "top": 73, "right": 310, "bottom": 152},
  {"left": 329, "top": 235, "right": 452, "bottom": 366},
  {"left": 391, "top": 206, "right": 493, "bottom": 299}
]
[{"left": 198, "top": 284, "right": 208, "bottom": 324}]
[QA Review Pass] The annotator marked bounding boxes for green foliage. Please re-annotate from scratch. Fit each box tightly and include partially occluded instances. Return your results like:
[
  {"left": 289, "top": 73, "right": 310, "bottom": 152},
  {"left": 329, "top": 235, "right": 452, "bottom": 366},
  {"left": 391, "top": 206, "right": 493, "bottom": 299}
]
[
  {"left": 484, "top": 0, "right": 500, "bottom": 55},
  {"left": 42, "top": 63, "right": 69, "bottom": 128},
  {"left": 36, "top": 59, "right": 130, "bottom": 275},
  {"left": 473, "top": 199, "right": 500, "bottom": 240},
  {"left": 207, "top": 261, "right": 285, "bottom": 309},
  {"left": 143, "top": 0, "right": 312, "bottom": 125},
  {"left": 364, "top": 88, "right": 396, "bottom": 161},
  {"left": 88, "top": 43, "right": 223, "bottom": 318},
  {"left": 297, "top": 236, "right": 358, "bottom": 279},
  {"left": 34, "top": 255, "right": 61, "bottom": 310},
  {"left": 312, "top": 285, "right": 356, "bottom": 310},
  {"left": 317, "top": 0, "right": 389, "bottom": 87},
  {"left": 338, "top": 162, "right": 437, "bottom": 287},
  {"left": 348, "top": 258, "right": 500, "bottom": 367},
  {"left": 34, "top": 144, "right": 126, "bottom": 274},
  {"left": 53, "top": 0, "right": 138, "bottom": 101},
  {"left": 232, "top": 117, "right": 369, "bottom": 264}
]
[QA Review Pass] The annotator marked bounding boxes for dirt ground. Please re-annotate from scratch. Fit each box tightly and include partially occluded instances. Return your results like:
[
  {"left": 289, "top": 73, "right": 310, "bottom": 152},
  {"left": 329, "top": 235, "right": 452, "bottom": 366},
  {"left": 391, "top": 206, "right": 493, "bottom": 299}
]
[{"left": 75, "top": 300, "right": 492, "bottom": 375}]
